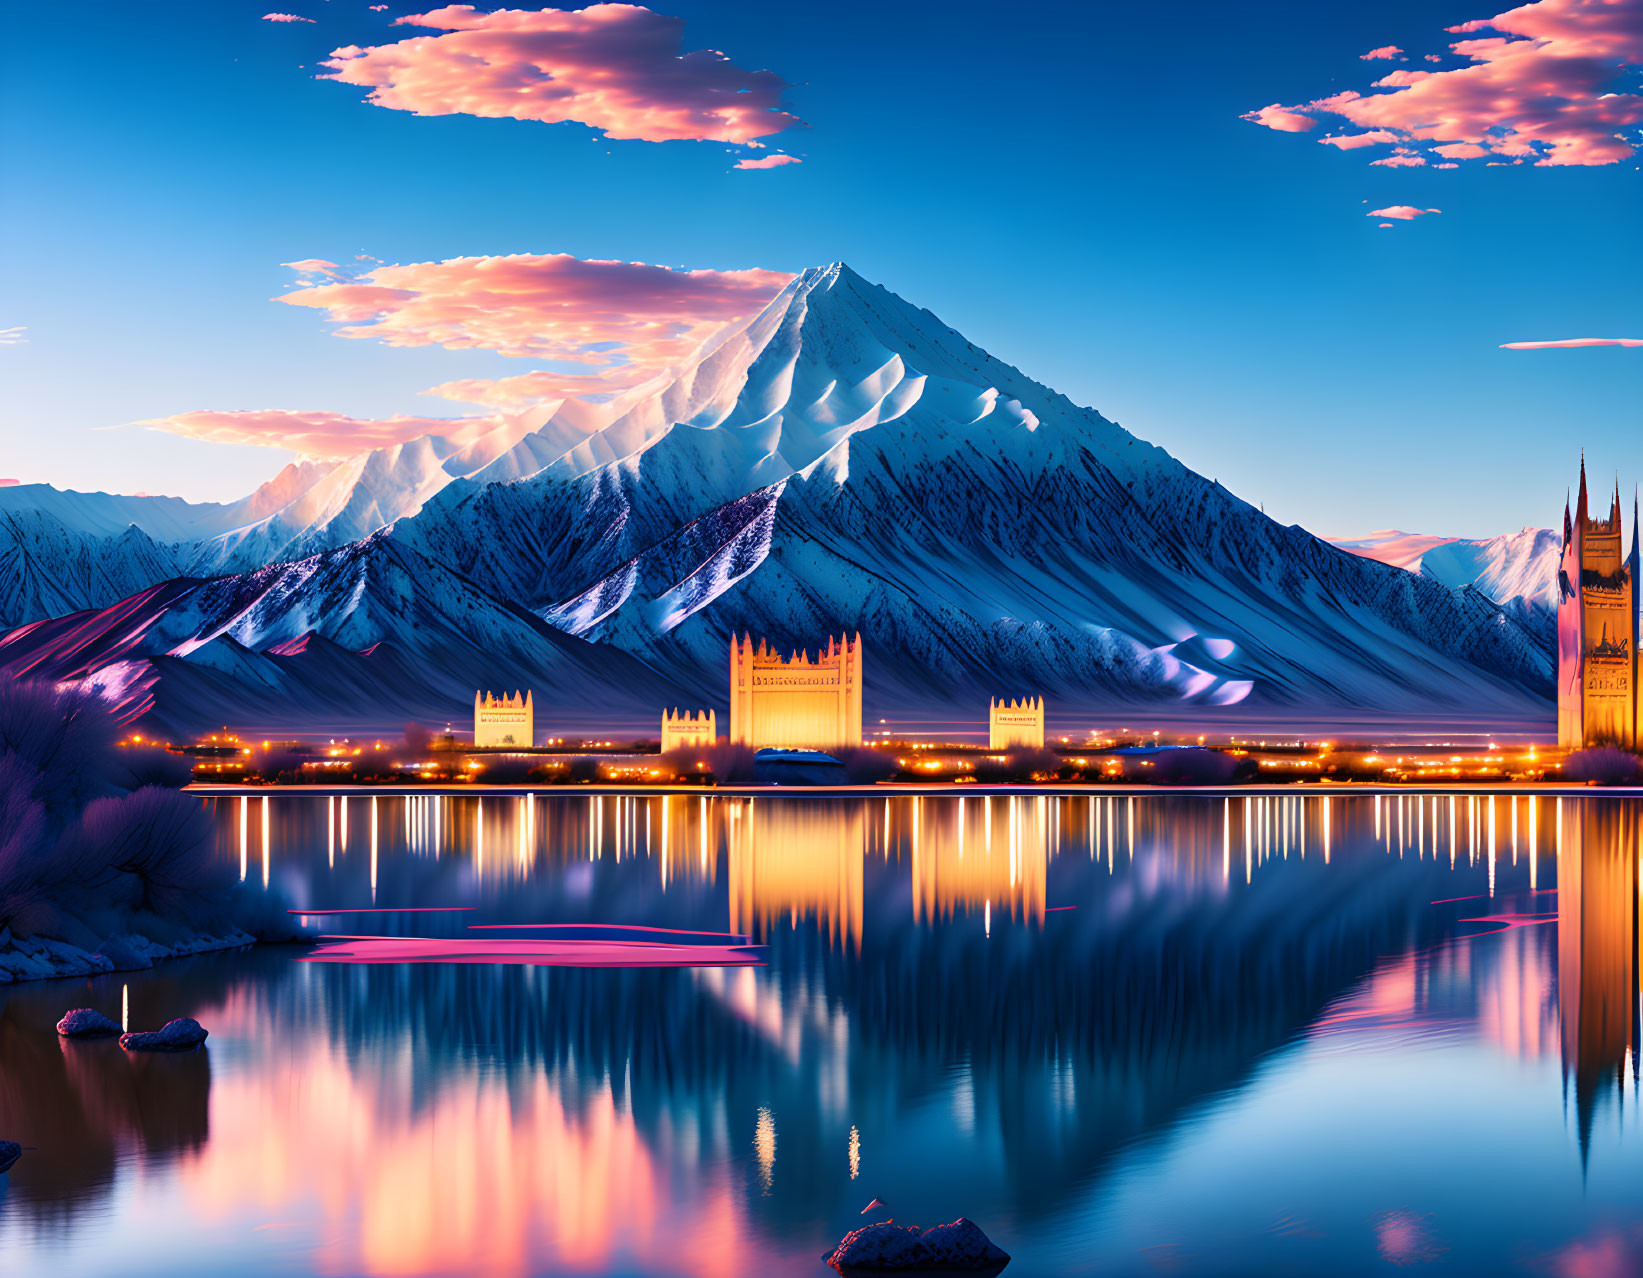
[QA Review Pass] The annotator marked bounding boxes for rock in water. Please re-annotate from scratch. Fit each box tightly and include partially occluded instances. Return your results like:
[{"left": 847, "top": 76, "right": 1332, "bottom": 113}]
[
  {"left": 57, "top": 1008, "right": 123, "bottom": 1037},
  {"left": 0, "top": 1141, "right": 20, "bottom": 1174},
  {"left": 119, "top": 1017, "right": 207, "bottom": 1052},
  {"left": 824, "top": 1217, "right": 1009, "bottom": 1272}
]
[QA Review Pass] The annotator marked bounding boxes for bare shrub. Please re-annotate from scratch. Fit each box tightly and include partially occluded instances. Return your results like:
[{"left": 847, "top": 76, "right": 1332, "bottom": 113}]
[
  {"left": 661, "top": 741, "right": 755, "bottom": 784},
  {"left": 107, "top": 743, "right": 195, "bottom": 790},
  {"left": 1563, "top": 747, "right": 1643, "bottom": 785},
  {"left": 50, "top": 788, "right": 224, "bottom": 924},
  {"left": 0, "top": 681, "right": 119, "bottom": 818},
  {"left": 0, "top": 753, "right": 51, "bottom": 921},
  {"left": 835, "top": 747, "right": 897, "bottom": 783}
]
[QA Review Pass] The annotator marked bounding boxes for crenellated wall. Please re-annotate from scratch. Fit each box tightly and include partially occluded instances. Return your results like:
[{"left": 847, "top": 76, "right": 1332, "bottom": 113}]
[
  {"left": 661, "top": 708, "right": 717, "bottom": 753},
  {"left": 729, "top": 634, "right": 863, "bottom": 750},
  {"left": 988, "top": 696, "right": 1045, "bottom": 750},
  {"left": 474, "top": 690, "right": 534, "bottom": 748}
]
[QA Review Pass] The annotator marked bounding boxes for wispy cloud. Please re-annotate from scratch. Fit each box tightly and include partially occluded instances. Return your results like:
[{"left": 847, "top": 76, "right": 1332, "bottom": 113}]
[
  {"left": 734, "top": 153, "right": 801, "bottom": 170},
  {"left": 0, "top": 478, "right": 19, "bottom": 487},
  {"left": 146, "top": 253, "right": 796, "bottom": 451},
  {"left": 134, "top": 408, "right": 510, "bottom": 459},
  {"left": 262, "top": 12, "right": 317, "bottom": 22},
  {"left": 321, "top": 4, "right": 804, "bottom": 144},
  {"left": 0, "top": 326, "right": 27, "bottom": 345},
  {"left": 1243, "top": 0, "right": 1643, "bottom": 167},
  {"left": 1500, "top": 337, "right": 1643, "bottom": 348},
  {"left": 1240, "top": 103, "right": 1317, "bottom": 132},
  {"left": 1368, "top": 205, "right": 1440, "bottom": 219},
  {"left": 282, "top": 258, "right": 347, "bottom": 278},
  {"left": 274, "top": 252, "right": 792, "bottom": 371},
  {"left": 1361, "top": 45, "right": 1405, "bottom": 59},
  {"left": 1319, "top": 129, "right": 1400, "bottom": 149}
]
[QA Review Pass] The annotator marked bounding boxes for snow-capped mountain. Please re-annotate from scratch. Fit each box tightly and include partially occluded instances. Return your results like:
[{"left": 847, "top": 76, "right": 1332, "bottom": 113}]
[
  {"left": 0, "top": 535, "right": 679, "bottom": 732},
  {"left": 3, "top": 263, "right": 1556, "bottom": 732},
  {"left": 1330, "top": 527, "right": 1559, "bottom": 614},
  {"left": 390, "top": 264, "right": 1550, "bottom": 718}
]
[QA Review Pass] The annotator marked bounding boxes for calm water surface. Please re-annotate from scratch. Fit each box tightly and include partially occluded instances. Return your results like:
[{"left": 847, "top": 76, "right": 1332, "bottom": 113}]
[{"left": 2, "top": 790, "right": 1642, "bottom": 1276}]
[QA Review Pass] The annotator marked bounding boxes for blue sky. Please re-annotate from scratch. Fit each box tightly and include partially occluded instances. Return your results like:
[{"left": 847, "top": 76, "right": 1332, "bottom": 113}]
[{"left": 1, "top": 0, "right": 1638, "bottom": 536}]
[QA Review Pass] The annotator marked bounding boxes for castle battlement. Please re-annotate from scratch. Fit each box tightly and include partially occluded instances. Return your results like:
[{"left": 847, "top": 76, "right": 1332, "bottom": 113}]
[
  {"left": 474, "top": 689, "right": 534, "bottom": 748},
  {"left": 730, "top": 633, "right": 863, "bottom": 749},
  {"left": 661, "top": 708, "right": 717, "bottom": 753},
  {"left": 988, "top": 696, "right": 1045, "bottom": 750}
]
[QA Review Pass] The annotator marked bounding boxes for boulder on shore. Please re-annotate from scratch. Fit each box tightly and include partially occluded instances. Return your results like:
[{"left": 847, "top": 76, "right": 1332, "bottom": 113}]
[
  {"left": 119, "top": 1017, "right": 208, "bottom": 1052},
  {"left": 94, "top": 935, "right": 154, "bottom": 972},
  {"left": 57, "top": 1008, "right": 123, "bottom": 1037},
  {"left": 0, "top": 1141, "right": 20, "bottom": 1174},
  {"left": 824, "top": 1218, "right": 1010, "bottom": 1273}
]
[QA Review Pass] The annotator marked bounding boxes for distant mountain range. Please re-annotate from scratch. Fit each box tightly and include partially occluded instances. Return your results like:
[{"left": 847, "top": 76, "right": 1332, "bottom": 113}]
[{"left": 0, "top": 264, "right": 1555, "bottom": 736}]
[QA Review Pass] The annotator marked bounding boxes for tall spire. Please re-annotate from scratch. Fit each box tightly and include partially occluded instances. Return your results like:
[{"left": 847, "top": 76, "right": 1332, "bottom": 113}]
[{"left": 1577, "top": 454, "right": 1590, "bottom": 524}]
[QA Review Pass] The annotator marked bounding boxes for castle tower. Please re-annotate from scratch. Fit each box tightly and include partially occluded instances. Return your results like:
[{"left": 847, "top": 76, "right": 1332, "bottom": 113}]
[
  {"left": 988, "top": 696, "right": 1045, "bottom": 750},
  {"left": 1558, "top": 459, "right": 1636, "bottom": 750},
  {"left": 728, "top": 633, "right": 864, "bottom": 750},
  {"left": 473, "top": 690, "right": 534, "bottom": 748},
  {"left": 660, "top": 708, "right": 717, "bottom": 753}
]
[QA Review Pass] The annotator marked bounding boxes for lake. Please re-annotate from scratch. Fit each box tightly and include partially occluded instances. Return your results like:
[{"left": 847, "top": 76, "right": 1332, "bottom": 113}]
[{"left": 2, "top": 789, "right": 1641, "bottom": 1276}]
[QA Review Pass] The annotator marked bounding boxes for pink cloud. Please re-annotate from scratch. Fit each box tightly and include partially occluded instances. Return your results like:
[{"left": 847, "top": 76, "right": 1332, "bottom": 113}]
[
  {"left": 423, "top": 368, "right": 649, "bottom": 408},
  {"left": 370, "top": 4, "right": 389, "bottom": 8},
  {"left": 1371, "top": 68, "right": 1433, "bottom": 87},
  {"left": 1500, "top": 337, "right": 1643, "bottom": 348},
  {"left": 135, "top": 408, "right": 509, "bottom": 460},
  {"left": 0, "top": 478, "right": 19, "bottom": 488},
  {"left": 1433, "top": 140, "right": 1491, "bottom": 158},
  {"left": 321, "top": 4, "right": 805, "bottom": 144},
  {"left": 1368, "top": 205, "right": 1441, "bottom": 218},
  {"left": 263, "top": 12, "right": 316, "bottom": 22},
  {"left": 734, "top": 152, "right": 801, "bottom": 169},
  {"left": 1241, "top": 102, "right": 1317, "bottom": 132},
  {"left": 1361, "top": 45, "right": 1405, "bottom": 59},
  {"left": 1378, "top": 222, "right": 1395, "bottom": 227},
  {"left": 275, "top": 253, "right": 792, "bottom": 371},
  {"left": 1245, "top": 0, "right": 1643, "bottom": 167},
  {"left": 1425, "top": 53, "right": 1445, "bottom": 62},
  {"left": 282, "top": 258, "right": 346, "bottom": 277},
  {"left": 1319, "top": 129, "right": 1400, "bottom": 149},
  {"left": 1370, "top": 153, "right": 1427, "bottom": 165},
  {"left": 1435, "top": 161, "right": 1460, "bottom": 167}
]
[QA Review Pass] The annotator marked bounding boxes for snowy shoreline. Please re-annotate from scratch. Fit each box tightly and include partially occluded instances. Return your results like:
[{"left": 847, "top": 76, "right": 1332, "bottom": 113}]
[{"left": 0, "top": 927, "right": 257, "bottom": 985}]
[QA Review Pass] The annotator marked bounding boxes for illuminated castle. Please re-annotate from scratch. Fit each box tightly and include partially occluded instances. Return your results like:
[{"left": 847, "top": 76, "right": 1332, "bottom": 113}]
[
  {"left": 988, "top": 696, "right": 1045, "bottom": 750},
  {"left": 660, "top": 709, "right": 716, "bottom": 752},
  {"left": 1557, "top": 460, "right": 1638, "bottom": 749},
  {"left": 473, "top": 690, "right": 533, "bottom": 747},
  {"left": 729, "top": 633, "right": 863, "bottom": 750}
]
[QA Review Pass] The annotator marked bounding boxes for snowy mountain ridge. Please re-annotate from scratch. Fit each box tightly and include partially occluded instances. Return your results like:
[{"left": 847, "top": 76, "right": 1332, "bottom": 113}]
[{"left": 3, "top": 263, "right": 1556, "bottom": 732}]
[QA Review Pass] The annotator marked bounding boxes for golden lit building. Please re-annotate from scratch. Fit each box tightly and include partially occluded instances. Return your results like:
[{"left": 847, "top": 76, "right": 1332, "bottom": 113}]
[
  {"left": 1557, "top": 799, "right": 1640, "bottom": 1159},
  {"left": 660, "top": 709, "right": 717, "bottom": 752},
  {"left": 729, "top": 634, "right": 863, "bottom": 750},
  {"left": 473, "top": 690, "right": 533, "bottom": 747},
  {"left": 988, "top": 696, "right": 1045, "bottom": 750},
  {"left": 1558, "top": 459, "right": 1637, "bottom": 749},
  {"left": 909, "top": 794, "right": 1047, "bottom": 926},
  {"left": 728, "top": 798, "right": 866, "bottom": 950}
]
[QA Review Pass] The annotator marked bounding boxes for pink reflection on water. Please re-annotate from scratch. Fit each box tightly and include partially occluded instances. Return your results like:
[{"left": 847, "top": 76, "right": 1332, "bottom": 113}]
[
  {"left": 1373, "top": 1208, "right": 1446, "bottom": 1266},
  {"left": 301, "top": 936, "right": 765, "bottom": 967},
  {"left": 169, "top": 1039, "right": 765, "bottom": 1277}
]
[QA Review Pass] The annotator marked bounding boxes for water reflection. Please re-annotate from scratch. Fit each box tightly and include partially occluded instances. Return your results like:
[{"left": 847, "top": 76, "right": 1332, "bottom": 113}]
[{"left": 2, "top": 792, "right": 1643, "bottom": 1276}]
